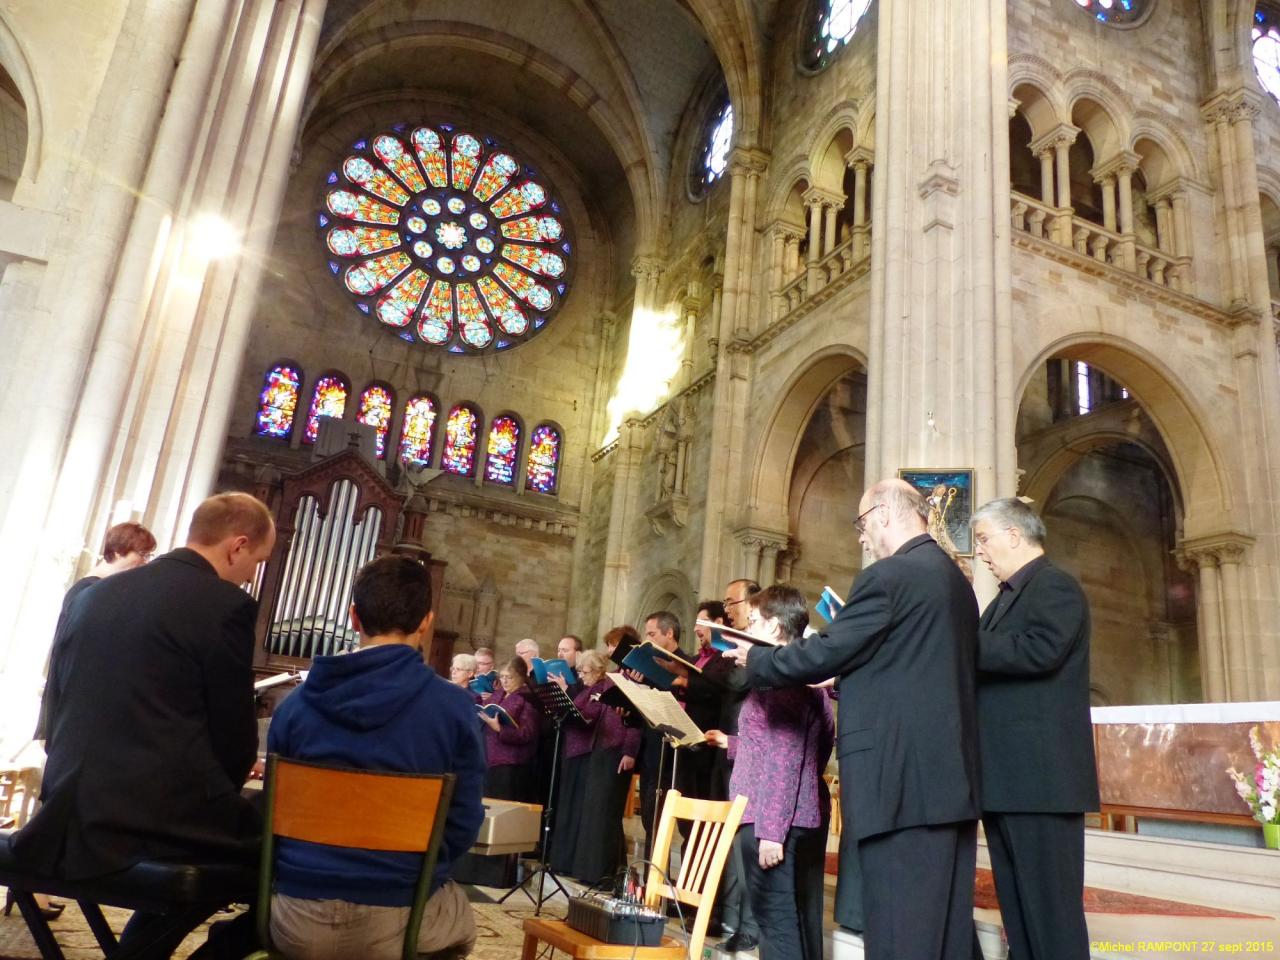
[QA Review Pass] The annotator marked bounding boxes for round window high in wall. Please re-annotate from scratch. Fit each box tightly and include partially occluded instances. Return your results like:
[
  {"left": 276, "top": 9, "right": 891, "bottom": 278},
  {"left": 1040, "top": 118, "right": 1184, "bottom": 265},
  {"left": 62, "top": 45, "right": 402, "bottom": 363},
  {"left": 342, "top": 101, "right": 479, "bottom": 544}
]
[
  {"left": 317, "top": 124, "right": 574, "bottom": 356},
  {"left": 1070, "top": 0, "right": 1152, "bottom": 27}
]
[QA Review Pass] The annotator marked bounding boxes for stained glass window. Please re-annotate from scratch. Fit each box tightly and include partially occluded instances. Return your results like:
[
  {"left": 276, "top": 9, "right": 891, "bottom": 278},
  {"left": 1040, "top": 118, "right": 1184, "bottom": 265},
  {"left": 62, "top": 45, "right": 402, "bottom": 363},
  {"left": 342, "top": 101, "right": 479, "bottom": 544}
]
[
  {"left": 442, "top": 404, "right": 480, "bottom": 476},
  {"left": 255, "top": 363, "right": 301, "bottom": 439},
  {"left": 356, "top": 383, "right": 394, "bottom": 459},
  {"left": 399, "top": 394, "right": 438, "bottom": 468},
  {"left": 484, "top": 415, "right": 521, "bottom": 485},
  {"left": 1071, "top": 0, "right": 1150, "bottom": 25},
  {"left": 803, "top": 0, "right": 871, "bottom": 70},
  {"left": 304, "top": 374, "right": 349, "bottom": 444},
  {"left": 320, "top": 125, "right": 573, "bottom": 355},
  {"left": 526, "top": 424, "right": 562, "bottom": 495},
  {"left": 1255, "top": 5, "right": 1280, "bottom": 103},
  {"left": 701, "top": 103, "right": 734, "bottom": 187}
]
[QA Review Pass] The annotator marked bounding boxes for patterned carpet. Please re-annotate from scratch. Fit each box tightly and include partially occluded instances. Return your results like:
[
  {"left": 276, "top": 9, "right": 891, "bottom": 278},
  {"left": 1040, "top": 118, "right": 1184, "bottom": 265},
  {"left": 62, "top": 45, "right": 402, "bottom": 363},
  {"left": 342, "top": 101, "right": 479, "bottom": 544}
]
[{"left": 0, "top": 889, "right": 538, "bottom": 960}]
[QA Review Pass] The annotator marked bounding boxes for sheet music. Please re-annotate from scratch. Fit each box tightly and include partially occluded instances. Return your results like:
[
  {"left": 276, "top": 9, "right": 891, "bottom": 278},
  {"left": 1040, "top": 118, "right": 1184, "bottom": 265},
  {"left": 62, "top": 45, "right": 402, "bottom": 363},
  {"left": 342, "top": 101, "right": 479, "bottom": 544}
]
[
  {"left": 254, "top": 672, "right": 297, "bottom": 691},
  {"left": 609, "top": 674, "right": 705, "bottom": 747}
]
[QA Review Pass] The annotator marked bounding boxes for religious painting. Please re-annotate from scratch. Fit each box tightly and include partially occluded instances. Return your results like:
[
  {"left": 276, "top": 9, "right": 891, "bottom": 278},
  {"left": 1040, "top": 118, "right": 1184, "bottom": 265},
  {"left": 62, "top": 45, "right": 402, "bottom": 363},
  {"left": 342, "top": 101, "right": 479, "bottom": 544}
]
[{"left": 897, "top": 468, "right": 974, "bottom": 557}]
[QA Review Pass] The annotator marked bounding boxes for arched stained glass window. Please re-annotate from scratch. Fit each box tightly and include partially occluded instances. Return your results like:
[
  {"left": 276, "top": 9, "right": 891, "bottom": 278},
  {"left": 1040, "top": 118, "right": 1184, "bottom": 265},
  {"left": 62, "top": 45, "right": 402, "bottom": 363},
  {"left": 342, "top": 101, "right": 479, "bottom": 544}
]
[
  {"left": 484, "top": 415, "right": 521, "bottom": 485},
  {"left": 399, "top": 394, "right": 438, "bottom": 468},
  {"left": 304, "top": 373, "right": 349, "bottom": 444},
  {"left": 526, "top": 424, "right": 562, "bottom": 495},
  {"left": 356, "top": 383, "right": 394, "bottom": 459},
  {"left": 803, "top": 0, "right": 871, "bottom": 70},
  {"left": 442, "top": 404, "right": 480, "bottom": 476},
  {"left": 1255, "top": 5, "right": 1280, "bottom": 104},
  {"left": 702, "top": 103, "right": 734, "bottom": 187},
  {"left": 255, "top": 363, "right": 301, "bottom": 439},
  {"left": 1071, "top": 0, "right": 1151, "bottom": 25},
  {"left": 319, "top": 124, "right": 574, "bottom": 355}
]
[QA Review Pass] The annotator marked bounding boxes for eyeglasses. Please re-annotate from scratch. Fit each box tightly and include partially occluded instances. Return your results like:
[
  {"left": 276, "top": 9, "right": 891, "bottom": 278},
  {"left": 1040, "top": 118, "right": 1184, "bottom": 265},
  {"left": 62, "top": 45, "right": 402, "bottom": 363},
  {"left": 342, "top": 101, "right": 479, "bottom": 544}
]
[
  {"left": 722, "top": 597, "right": 746, "bottom": 608},
  {"left": 854, "top": 502, "right": 883, "bottom": 534}
]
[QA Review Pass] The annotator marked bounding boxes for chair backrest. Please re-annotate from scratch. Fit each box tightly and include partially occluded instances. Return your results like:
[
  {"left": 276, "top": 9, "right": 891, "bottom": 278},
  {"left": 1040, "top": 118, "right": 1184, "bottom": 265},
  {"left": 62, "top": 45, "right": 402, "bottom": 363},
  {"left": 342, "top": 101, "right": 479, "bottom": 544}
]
[
  {"left": 257, "top": 755, "right": 456, "bottom": 960},
  {"left": 644, "top": 790, "right": 748, "bottom": 960}
]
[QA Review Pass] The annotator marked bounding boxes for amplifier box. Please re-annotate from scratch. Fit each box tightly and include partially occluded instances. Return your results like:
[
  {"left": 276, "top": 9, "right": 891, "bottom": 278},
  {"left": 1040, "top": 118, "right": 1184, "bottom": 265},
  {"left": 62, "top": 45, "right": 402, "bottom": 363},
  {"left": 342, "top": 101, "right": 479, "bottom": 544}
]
[{"left": 566, "top": 895, "right": 667, "bottom": 947}]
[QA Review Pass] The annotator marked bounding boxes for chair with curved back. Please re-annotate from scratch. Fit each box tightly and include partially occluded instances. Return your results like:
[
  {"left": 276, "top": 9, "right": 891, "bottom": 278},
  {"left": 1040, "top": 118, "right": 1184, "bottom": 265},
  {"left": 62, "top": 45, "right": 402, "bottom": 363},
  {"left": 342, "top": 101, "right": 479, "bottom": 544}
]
[
  {"left": 244, "top": 755, "right": 456, "bottom": 960},
  {"left": 520, "top": 789, "right": 748, "bottom": 960}
]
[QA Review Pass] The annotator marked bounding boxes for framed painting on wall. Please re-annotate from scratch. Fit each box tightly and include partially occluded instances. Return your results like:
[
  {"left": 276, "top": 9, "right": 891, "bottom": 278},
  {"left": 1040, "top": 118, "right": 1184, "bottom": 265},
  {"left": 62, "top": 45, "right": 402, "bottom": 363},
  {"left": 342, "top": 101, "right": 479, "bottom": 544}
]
[{"left": 897, "top": 468, "right": 975, "bottom": 557}]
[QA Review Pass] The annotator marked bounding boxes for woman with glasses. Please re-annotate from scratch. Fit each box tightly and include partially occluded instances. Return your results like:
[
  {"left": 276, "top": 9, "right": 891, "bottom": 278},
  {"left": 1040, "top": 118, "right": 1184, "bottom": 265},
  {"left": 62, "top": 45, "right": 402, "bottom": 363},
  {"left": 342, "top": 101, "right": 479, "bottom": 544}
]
[
  {"left": 478, "top": 657, "right": 541, "bottom": 801},
  {"left": 549, "top": 647, "right": 640, "bottom": 884},
  {"left": 448, "top": 652, "right": 477, "bottom": 691},
  {"left": 705, "top": 585, "right": 834, "bottom": 960}
]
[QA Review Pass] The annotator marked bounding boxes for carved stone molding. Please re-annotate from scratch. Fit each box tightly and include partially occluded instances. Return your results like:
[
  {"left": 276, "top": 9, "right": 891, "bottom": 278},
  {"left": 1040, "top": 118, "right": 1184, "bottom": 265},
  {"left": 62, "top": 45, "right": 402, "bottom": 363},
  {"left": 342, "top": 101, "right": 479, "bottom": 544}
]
[
  {"left": 802, "top": 186, "right": 845, "bottom": 211},
  {"left": 1091, "top": 150, "right": 1142, "bottom": 182},
  {"left": 1028, "top": 122, "right": 1079, "bottom": 156},
  {"left": 630, "top": 256, "right": 664, "bottom": 286},
  {"left": 729, "top": 146, "right": 771, "bottom": 178},
  {"left": 645, "top": 495, "right": 689, "bottom": 536},
  {"left": 844, "top": 145, "right": 874, "bottom": 170},
  {"left": 1201, "top": 88, "right": 1265, "bottom": 126},
  {"left": 1175, "top": 532, "right": 1254, "bottom": 570},
  {"left": 918, "top": 160, "right": 960, "bottom": 200}
]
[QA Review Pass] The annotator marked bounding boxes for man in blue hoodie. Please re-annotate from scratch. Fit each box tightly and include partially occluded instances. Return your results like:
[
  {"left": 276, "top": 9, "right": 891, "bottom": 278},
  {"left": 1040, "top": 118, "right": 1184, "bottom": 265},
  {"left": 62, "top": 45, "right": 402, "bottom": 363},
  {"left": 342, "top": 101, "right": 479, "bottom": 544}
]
[{"left": 266, "top": 555, "right": 486, "bottom": 960}]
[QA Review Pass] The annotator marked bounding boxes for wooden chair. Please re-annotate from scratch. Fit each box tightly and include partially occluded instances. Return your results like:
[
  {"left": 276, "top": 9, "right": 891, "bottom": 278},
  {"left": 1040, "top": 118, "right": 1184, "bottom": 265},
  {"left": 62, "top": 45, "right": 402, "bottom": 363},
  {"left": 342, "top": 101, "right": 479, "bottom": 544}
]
[
  {"left": 244, "top": 755, "right": 456, "bottom": 960},
  {"left": 520, "top": 790, "right": 747, "bottom": 960}
]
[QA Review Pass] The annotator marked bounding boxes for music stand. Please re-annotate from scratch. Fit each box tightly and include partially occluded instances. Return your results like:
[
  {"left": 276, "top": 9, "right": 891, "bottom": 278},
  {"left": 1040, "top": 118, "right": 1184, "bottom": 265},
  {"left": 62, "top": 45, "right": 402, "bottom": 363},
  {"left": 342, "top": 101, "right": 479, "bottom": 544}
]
[
  {"left": 606, "top": 675, "right": 707, "bottom": 855},
  {"left": 498, "top": 681, "right": 584, "bottom": 915}
]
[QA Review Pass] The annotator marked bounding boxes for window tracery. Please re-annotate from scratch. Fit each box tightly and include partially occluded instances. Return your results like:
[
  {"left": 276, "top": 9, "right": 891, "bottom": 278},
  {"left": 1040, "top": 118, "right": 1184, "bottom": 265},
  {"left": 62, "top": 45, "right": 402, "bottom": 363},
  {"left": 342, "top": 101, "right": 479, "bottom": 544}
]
[
  {"left": 320, "top": 124, "right": 573, "bottom": 355},
  {"left": 803, "top": 0, "right": 871, "bottom": 71}
]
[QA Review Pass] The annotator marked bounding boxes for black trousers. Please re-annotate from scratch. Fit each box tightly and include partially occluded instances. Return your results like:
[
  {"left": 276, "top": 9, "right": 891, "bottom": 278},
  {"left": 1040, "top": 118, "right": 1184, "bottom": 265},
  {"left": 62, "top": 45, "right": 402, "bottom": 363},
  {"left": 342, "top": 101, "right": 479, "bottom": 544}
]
[
  {"left": 858, "top": 820, "right": 977, "bottom": 960},
  {"left": 983, "top": 812, "right": 1088, "bottom": 960},
  {"left": 735, "top": 822, "right": 827, "bottom": 960},
  {"left": 833, "top": 828, "right": 864, "bottom": 932}
]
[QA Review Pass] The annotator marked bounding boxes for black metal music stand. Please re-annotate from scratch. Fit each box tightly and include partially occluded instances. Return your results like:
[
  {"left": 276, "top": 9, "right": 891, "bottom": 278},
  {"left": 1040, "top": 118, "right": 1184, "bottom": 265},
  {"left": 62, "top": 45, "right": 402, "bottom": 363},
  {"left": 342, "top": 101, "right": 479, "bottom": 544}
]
[{"left": 498, "top": 682, "right": 584, "bottom": 915}]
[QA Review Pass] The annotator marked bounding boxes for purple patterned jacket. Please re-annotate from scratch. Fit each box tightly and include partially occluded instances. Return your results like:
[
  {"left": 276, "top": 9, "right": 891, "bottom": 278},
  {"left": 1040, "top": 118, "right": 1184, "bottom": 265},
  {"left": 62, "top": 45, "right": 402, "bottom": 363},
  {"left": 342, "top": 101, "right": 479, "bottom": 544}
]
[
  {"left": 728, "top": 685, "right": 834, "bottom": 843},
  {"left": 484, "top": 685, "right": 540, "bottom": 768},
  {"left": 563, "top": 677, "right": 641, "bottom": 760}
]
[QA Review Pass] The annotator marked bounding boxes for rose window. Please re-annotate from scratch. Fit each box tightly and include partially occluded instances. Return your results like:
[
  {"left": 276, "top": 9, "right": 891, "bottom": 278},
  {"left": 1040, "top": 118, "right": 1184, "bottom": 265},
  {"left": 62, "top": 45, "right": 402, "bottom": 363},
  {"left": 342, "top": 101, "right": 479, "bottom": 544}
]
[{"left": 319, "top": 124, "right": 573, "bottom": 354}]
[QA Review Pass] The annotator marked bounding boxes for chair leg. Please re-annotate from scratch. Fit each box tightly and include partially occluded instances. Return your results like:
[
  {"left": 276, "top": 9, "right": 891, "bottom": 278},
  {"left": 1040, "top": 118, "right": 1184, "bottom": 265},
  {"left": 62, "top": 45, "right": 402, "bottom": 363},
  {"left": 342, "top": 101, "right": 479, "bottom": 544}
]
[
  {"left": 78, "top": 901, "right": 119, "bottom": 953},
  {"left": 11, "top": 890, "right": 68, "bottom": 960},
  {"left": 520, "top": 931, "right": 542, "bottom": 960}
]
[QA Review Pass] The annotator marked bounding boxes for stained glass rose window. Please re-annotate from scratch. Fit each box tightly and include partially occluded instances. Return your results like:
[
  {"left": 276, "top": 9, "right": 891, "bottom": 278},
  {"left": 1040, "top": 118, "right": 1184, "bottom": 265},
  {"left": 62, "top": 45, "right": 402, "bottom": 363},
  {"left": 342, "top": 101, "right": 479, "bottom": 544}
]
[{"left": 319, "top": 124, "right": 573, "bottom": 355}]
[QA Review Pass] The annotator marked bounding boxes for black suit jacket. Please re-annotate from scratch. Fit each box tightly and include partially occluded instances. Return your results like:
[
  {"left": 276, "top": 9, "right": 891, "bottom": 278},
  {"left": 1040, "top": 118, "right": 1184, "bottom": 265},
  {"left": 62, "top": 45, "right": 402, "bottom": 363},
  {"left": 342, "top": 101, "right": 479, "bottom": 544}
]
[
  {"left": 14, "top": 549, "right": 260, "bottom": 879},
  {"left": 747, "top": 535, "right": 981, "bottom": 841},
  {"left": 976, "top": 557, "right": 1099, "bottom": 813}
]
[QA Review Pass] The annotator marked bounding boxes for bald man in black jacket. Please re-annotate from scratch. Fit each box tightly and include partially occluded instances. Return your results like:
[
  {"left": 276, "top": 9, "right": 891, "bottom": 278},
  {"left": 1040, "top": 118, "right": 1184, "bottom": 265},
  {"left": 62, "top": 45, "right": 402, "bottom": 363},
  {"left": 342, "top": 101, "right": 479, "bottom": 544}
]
[{"left": 725, "top": 479, "right": 981, "bottom": 960}]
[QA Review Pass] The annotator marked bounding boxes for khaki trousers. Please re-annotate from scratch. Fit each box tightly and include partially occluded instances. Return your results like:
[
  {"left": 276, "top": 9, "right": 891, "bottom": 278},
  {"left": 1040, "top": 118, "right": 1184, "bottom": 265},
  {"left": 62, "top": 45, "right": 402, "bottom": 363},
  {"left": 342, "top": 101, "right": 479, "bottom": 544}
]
[{"left": 269, "top": 879, "right": 475, "bottom": 960}]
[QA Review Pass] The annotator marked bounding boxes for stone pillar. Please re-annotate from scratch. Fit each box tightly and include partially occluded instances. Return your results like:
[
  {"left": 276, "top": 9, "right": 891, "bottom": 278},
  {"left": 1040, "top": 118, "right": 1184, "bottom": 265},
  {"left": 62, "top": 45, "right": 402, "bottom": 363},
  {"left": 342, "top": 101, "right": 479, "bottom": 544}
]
[
  {"left": 1266, "top": 243, "right": 1280, "bottom": 296},
  {"left": 846, "top": 147, "right": 873, "bottom": 262},
  {"left": 1037, "top": 148, "right": 1054, "bottom": 205},
  {"left": 864, "top": 0, "right": 1016, "bottom": 604},
  {"left": 1215, "top": 543, "right": 1251, "bottom": 700},
  {"left": 1153, "top": 197, "right": 1172, "bottom": 254},
  {"left": 784, "top": 232, "right": 802, "bottom": 281},
  {"left": 697, "top": 148, "right": 769, "bottom": 596},
  {"left": 1177, "top": 547, "right": 1226, "bottom": 702},
  {"left": 803, "top": 188, "right": 825, "bottom": 293},
  {"left": 1097, "top": 174, "right": 1117, "bottom": 232},
  {"left": 0, "top": 0, "right": 330, "bottom": 701},
  {"left": 1030, "top": 124, "right": 1078, "bottom": 247},
  {"left": 734, "top": 532, "right": 762, "bottom": 584},
  {"left": 596, "top": 416, "right": 645, "bottom": 639},
  {"left": 769, "top": 226, "right": 786, "bottom": 293}
]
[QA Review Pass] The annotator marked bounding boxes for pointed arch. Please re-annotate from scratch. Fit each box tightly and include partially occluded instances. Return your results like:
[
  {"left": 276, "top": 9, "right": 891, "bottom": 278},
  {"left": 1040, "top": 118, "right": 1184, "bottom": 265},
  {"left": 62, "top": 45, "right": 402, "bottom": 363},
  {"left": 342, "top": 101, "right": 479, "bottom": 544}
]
[
  {"left": 254, "top": 361, "right": 303, "bottom": 440},
  {"left": 303, "top": 371, "right": 350, "bottom": 444},
  {"left": 398, "top": 392, "right": 440, "bottom": 468},
  {"left": 356, "top": 382, "right": 395, "bottom": 459},
  {"left": 483, "top": 411, "right": 523, "bottom": 486},
  {"left": 526, "top": 421, "right": 564, "bottom": 495},
  {"left": 442, "top": 402, "right": 483, "bottom": 477}
]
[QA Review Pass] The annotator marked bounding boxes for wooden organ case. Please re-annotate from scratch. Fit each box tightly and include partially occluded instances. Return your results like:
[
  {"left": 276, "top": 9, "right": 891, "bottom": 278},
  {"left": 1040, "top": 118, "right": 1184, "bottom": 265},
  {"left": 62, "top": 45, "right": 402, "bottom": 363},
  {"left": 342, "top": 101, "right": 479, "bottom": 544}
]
[{"left": 251, "top": 447, "right": 454, "bottom": 676}]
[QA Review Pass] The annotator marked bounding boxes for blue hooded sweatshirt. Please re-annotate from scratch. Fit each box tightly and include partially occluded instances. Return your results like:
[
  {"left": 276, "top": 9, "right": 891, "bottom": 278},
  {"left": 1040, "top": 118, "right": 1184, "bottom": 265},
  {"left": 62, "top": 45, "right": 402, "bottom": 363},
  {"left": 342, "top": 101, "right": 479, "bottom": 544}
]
[{"left": 267, "top": 642, "right": 486, "bottom": 906}]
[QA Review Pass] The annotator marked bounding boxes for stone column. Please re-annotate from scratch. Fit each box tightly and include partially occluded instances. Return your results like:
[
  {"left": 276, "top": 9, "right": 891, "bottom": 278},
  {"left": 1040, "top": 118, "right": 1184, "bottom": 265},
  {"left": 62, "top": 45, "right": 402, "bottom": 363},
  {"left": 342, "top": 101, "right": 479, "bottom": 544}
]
[
  {"left": 769, "top": 225, "right": 786, "bottom": 294},
  {"left": 823, "top": 198, "right": 843, "bottom": 253},
  {"left": 846, "top": 147, "right": 873, "bottom": 261},
  {"left": 1097, "top": 174, "right": 1117, "bottom": 232},
  {"left": 864, "top": 0, "right": 1016, "bottom": 604},
  {"left": 596, "top": 415, "right": 645, "bottom": 639},
  {"left": 1152, "top": 197, "right": 1172, "bottom": 253},
  {"left": 1029, "top": 124, "right": 1078, "bottom": 247},
  {"left": 1037, "top": 148, "right": 1054, "bottom": 205},
  {"left": 734, "top": 532, "right": 763, "bottom": 584},
  {"left": 1176, "top": 547, "right": 1226, "bottom": 702},
  {"left": 1266, "top": 243, "right": 1280, "bottom": 296},
  {"left": 803, "top": 188, "right": 825, "bottom": 293},
  {"left": 1214, "top": 542, "right": 1251, "bottom": 700},
  {"left": 784, "top": 232, "right": 801, "bottom": 281},
  {"left": 697, "top": 148, "right": 769, "bottom": 595}
]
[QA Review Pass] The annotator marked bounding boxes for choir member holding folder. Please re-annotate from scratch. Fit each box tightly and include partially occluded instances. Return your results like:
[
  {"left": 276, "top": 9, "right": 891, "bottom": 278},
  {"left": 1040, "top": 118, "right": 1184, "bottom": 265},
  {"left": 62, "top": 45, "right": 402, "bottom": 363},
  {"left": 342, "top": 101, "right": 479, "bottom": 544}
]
[
  {"left": 706, "top": 585, "right": 833, "bottom": 960},
  {"left": 550, "top": 649, "right": 640, "bottom": 883},
  {"left": 478, "top": 657, "right": 540, "bottom": 801}
]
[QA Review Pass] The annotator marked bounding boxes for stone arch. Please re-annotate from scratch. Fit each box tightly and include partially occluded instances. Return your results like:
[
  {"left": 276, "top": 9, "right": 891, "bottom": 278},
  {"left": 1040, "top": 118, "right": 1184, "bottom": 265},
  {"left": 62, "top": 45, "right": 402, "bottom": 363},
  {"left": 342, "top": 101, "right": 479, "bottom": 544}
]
[
  {"left": 1011, "top": 79, "right": 1063, "bottom": 141},
  {"left": 1015, "top": 335, "right": 1231, "bottom": 537},
  {"left": 854, "top": 99, "right": 876, "bottom": 152},
  {"left": 1068, "top": 91, "right": 1126, "bottom": 159},
  {"left": 807, "top": 100, "right": 860, "bottom": 193},
  {"left": 0, "top": 12, "right": 42, "bottom": 189},
  {"left": 303, "top": 21, "right": 659, "bottom": 250},
  {"left": 766, "top": 158, "right": 813, "bottom": 225},
  {"left": 1203, "top": 0, "right": 1263, "bottom": 93},
  {"left": 631, "top": 568, "right": 697, "bottom": 646},
  {"left": 1129, "top": 113, "right": 1202, "bottom": 185},
  {"left": 746, "top": 344, "right": 867, "bottom": 533}
]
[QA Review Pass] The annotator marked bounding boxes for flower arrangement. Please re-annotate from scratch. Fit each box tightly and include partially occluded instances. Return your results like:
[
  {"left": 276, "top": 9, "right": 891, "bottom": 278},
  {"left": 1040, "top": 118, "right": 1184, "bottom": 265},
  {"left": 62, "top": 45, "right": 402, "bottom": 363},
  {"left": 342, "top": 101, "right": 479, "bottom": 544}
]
[{"left": 1227, "top": 726, "right": 1279, "bottom": 826}]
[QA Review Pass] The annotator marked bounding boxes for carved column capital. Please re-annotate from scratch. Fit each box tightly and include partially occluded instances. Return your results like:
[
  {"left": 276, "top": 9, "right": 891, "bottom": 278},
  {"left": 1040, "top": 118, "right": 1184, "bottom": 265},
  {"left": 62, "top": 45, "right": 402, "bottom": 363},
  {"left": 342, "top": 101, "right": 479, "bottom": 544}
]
[
  {"left": 802, "top": 186, "right": 845, "bottom": 211},
  {"left": 729, "top": 147, "right": 771, "bottom": 178},
  {"left": 630, "top": 256, "right": 664, "bottom": 286},
  {"left": 1091, "top": 150, "right": 1142, "bottom": 182},
  {"left": 1028, "top": 123, "right": 1079, "bottom": 156},
  {"left": 844, "top": 145, "right": 874, "bottom": 170},
  {"left": 1176, "top": 532, "right": 1254, "bottom": 570},
  {"left": 1201, "top": 87, "right": 1265, "bottom": 126},
  {"left": 766, "top": 218, "right": 807, "bottom": 242}
]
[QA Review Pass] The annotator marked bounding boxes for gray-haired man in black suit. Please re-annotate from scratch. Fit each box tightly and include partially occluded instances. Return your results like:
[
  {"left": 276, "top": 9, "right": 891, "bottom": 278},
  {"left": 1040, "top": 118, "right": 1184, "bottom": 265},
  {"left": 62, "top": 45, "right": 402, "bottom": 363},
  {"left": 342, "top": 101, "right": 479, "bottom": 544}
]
[
  {"left": 725, "top": 478, "right": 981, "bottom": 960},
  {"left": 971, "top": 498, "right": 1098, "bottom": 960}
]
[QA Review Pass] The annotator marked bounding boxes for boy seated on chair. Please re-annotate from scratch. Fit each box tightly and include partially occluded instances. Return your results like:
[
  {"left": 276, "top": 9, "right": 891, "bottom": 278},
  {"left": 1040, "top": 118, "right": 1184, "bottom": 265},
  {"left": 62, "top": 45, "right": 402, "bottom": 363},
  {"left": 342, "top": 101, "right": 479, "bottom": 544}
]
[{"left": 266, "top": 555, "right": 486, "bottom": 960}]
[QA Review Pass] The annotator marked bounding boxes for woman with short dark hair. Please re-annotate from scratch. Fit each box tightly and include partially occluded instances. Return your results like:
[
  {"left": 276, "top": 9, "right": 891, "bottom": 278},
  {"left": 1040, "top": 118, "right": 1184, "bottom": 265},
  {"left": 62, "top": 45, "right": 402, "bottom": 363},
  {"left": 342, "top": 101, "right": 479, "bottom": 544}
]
[{"left": 706, "top": 584, "right": 834, "bottom": 960}]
